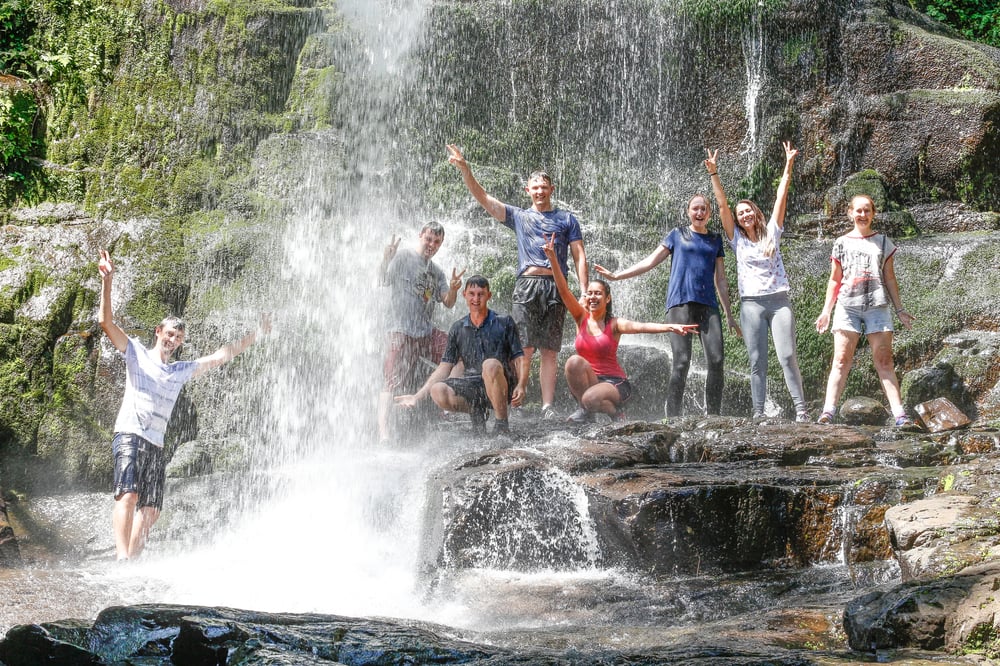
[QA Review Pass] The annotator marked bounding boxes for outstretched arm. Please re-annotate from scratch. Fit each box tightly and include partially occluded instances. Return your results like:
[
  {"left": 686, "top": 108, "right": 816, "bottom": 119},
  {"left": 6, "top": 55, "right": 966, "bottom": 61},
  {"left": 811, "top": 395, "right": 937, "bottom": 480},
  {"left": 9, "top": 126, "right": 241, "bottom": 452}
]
[
  {"left": 771, "top": 141, "right": 798, "bottom": 230},
  {"left": 614, "top": 318, "right": 700, "bottom": 336},
  {"left": 714, "top": 257, "right": 741, "bottom": 337},
  {"left": 193, "top": 313, "right": 271, "bottom": 377},
  {"left": 705, "top": 149, "right": 734, "bottom": 242},
  {"left": 98, "top": 250, "right": 129, "bottom": 352},
  {"left": 395, "top": 361, "right": 456, "bottom": 407},
  {"left": 446, "top": 144, "right": 507, "bottom": 222},
  {"left": 542, "top": 234, "right": 585, "bottom": 322},
  {"left": 594, "top": 245, "right": 670, "bottom": 281}
]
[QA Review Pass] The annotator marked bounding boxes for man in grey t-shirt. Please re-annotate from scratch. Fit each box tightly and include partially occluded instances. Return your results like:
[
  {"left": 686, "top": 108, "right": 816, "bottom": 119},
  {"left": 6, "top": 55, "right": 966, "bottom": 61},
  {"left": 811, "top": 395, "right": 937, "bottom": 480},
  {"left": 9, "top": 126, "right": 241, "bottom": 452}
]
[{"left": 377, "top": 222, "right": 464, "bottom": 443}]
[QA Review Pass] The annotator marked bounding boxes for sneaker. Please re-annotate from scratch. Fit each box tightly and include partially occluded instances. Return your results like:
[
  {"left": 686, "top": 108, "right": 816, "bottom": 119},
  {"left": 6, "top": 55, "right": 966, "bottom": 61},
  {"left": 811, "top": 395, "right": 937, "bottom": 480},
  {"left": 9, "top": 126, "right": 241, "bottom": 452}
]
[
  {"left": 751, "top": 411, "right": 766, "bottom": 421},
  {"left": 492, "top": 419, "right": 511, "bottom": 437},
  {"left": 567, "top": 407, "right": 593, "bottom": 424},
  {"left": 795, "top": 411, "right": 811, "bottom": 423},
  {"left": 471, "top": 406, "right": 487, "bottom": 435},
  {"left": 895, "top": 414, "right": 915, "bottom": 427},
  {"left": 541, "top": 404, "right": 558, "bottom": 420},
  {"left": 817, "top": 411, "right": 835, "bottom": 425}
]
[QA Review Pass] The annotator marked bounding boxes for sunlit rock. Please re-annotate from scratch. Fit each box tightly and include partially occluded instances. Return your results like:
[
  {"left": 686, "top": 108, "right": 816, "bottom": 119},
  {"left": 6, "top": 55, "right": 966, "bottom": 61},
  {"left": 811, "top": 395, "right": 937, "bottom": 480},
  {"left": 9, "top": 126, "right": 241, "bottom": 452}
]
[{"left": 914, "top": 397, "right": 970, "bottom": 433}]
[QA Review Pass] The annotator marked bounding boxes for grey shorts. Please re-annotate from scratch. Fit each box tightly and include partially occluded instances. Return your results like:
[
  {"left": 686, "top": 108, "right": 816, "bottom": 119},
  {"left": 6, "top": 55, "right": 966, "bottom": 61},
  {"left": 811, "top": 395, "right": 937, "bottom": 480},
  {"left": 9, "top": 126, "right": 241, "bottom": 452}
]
[
  {"left": 832, "top": 304, "right": 894, "bottom": 334},
  {"left": 112, "top": 433, "right": 166, "bottom": 511},
  {"left": 511, "top": 275, "right": 566, "bottom": 351}
]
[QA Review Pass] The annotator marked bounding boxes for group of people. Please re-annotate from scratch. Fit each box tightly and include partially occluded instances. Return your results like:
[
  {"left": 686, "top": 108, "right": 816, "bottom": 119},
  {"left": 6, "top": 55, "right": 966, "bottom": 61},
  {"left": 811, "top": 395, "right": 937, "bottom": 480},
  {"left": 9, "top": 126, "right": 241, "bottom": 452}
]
[
  {"left": 98, "top": 140, "right": 916, "bottom": 560},
  {"left": 380, "top": 141, "right": 916, "bottom": 438}
]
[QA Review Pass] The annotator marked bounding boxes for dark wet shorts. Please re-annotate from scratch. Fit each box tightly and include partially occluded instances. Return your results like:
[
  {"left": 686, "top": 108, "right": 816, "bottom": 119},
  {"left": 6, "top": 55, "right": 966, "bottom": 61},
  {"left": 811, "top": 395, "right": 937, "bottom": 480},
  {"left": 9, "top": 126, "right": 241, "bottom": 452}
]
[
  {"left": 444, "top": 375, "right": 514, "bottom": 411},
  {"left": 598, "top": 375, "right": 633, "bottom": 404},
  {"left": 113, "top": 432, "right": 166, "bottom": 511},
  {"left": 511, "top": 275, "right": 566, "bottom": 351}
]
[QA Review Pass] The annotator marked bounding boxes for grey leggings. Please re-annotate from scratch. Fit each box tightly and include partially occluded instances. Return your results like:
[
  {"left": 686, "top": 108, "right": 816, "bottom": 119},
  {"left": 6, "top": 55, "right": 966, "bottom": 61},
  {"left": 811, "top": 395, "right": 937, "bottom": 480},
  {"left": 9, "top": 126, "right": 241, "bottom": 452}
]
[{"left": 740, "top": 292, "right": 807, "bottom": 415}]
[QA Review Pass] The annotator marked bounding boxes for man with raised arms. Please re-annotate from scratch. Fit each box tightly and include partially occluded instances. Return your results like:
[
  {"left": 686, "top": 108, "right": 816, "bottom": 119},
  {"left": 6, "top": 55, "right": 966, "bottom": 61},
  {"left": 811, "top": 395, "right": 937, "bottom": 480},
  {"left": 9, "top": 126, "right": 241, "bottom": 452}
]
[
  {"left": 446, "top": 144, "right": 587, "bottom": 420},
  {"left": 99, "top": 249, "right": 269, "bottom": 560}
]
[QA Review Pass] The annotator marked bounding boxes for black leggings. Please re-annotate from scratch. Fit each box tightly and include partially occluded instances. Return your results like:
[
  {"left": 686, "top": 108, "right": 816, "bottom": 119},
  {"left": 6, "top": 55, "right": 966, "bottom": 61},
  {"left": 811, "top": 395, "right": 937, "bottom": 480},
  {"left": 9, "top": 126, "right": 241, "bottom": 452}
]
[{"left": 665, "top": 303, "right": 725, "bottom": 416}]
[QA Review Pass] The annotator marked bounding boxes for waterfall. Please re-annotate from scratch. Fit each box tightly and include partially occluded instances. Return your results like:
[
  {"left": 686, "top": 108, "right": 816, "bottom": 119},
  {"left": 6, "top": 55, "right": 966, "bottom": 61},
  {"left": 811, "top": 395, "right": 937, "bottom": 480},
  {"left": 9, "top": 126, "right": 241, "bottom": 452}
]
[{"left": 739, "top": 5, "right": 766, "bottom": 160}]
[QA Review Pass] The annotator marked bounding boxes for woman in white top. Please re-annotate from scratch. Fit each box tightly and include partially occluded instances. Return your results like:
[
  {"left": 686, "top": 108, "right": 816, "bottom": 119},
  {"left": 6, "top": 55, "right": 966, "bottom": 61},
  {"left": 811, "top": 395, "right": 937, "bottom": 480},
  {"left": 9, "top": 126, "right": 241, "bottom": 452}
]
[
  {"left": 814, "top": 194, "right": 916, "bottom": 426},
  {"left": 706, "top": 141, "right": 809, "bottom": 421}
]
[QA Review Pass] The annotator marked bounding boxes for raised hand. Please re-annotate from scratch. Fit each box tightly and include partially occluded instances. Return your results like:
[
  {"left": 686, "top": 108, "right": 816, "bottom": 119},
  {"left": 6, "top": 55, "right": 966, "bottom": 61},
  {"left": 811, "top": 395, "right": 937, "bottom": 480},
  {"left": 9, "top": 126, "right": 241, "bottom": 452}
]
[
  {"left": 446, "top": 144, "right": 467, "bottom": 170},
  {"left": 704, "top": 148, "right": 719, "bottom": 174},
  {"left": 383, "top": 234, "right": 400, "bottom": 264},
  {"left": 541, "top": 233, "right": 557, "bottom": 260},
  {"left": 450, "top": 267, "right": 466, "bottom": 292},
  {"left": 783, "top": 141, "right": 798, "bottom": 163},
  {"left": 98, "top": 249, "right": 115, "bottom": 278}
]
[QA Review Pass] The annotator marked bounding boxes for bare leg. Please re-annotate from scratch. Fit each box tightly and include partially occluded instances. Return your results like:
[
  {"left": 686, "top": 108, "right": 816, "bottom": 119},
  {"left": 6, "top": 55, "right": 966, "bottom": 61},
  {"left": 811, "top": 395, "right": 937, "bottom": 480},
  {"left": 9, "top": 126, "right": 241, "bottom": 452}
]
[
  {"left": 113, "top": 492, "right": 138, "bottom": 560},
  {"left": 481, "top": 359, "right": 511, "bottom": 421},
  {"left": 127, "top": 505, "right": 160, "bottom": 559},
  {"left": 376, "top": 390, "right": 393, "bottom": 442},
  {"left": 564, "top": 354, "right": 598, "bottom": 404},
  {"left": 868, "top": 331, "right": 905, "bottom": 414},
  {"left": 822, "top": 330, "right": 861, "bottom": 410},
  {"left": 430, "top": 382, "right": 470, "bottom": 413},
  {"left": 581, "top": 383, "right": 622, "bottom": 415},
  {"left": 538, "top": 348, "right": 558, "bottom": 408}
]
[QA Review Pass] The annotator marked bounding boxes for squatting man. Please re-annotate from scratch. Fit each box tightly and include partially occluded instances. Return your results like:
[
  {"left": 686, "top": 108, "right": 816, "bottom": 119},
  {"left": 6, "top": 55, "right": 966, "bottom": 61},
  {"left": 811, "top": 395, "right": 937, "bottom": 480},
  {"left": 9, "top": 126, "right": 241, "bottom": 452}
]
[{"left": 99, "top": 250, "right": 270, "bottom": 560}]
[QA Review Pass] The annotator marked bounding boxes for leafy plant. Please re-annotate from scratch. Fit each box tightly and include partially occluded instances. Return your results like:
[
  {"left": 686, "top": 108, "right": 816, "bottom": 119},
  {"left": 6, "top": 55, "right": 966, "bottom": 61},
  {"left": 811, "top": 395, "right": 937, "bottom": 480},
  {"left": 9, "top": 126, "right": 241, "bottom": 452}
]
[{"left": 911, "top": 0, "right": 1000, "bottom": 47}]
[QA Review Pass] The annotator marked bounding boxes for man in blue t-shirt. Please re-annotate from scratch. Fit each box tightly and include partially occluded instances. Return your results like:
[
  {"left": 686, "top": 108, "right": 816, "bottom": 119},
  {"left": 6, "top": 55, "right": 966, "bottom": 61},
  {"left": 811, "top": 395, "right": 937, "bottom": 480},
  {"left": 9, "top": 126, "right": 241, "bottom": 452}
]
[
  {"left": 99, "top": 250, "right": 269, "bottom": 561},
  {"left": 446, "top": 144, "right": 587, "bottom": 420},
  {"left": 395, "top": 275, "right": 527, "bottom": 437}
]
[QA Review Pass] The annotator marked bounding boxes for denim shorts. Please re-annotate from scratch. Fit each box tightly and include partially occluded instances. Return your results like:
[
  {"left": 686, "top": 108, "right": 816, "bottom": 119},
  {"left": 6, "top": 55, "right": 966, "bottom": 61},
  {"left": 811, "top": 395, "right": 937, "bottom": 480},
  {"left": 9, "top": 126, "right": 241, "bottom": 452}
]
[
  {"left": 832, "top": 304, "right": 894, "bottom": 335},
  {"left": 112, "top": 433, "right": 166, "bottom": 511}
]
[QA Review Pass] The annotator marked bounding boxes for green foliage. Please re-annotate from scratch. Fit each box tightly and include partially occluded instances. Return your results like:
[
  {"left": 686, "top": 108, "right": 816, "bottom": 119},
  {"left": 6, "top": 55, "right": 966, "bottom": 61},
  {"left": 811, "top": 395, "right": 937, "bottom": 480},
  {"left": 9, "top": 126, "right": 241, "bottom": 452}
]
[
  {"left": 911, "top": 0, "right": 1000, "bottom": 47},
  {"left": 676, "top": 0, "right": 787, "bottom": 24}
]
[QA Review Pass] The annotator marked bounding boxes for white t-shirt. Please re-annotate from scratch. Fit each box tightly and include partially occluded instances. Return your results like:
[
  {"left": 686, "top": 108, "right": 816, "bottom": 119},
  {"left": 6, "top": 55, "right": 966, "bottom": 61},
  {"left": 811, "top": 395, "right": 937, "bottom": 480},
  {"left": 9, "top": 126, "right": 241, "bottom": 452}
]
[
  {"left": 113, "top": 337, "right": 199, "bottom": 446},
  {"left": 729, "top": 218, "right": 790, "bottom": 298},
  {"left": 831, "top": 233, "right": 897, "bottom": 311}
]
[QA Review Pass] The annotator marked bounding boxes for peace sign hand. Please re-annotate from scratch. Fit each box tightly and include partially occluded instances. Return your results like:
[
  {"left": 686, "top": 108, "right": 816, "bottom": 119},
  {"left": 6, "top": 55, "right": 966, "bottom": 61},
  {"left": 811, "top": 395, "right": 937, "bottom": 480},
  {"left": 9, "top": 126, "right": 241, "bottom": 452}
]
[
  {"left": 541, "top": 233, "right": 557, "bottom": 260},
  {"left": 783, "top": 141, "right": 798, "bottom": 163},
  {"left": 704, "top": 148, "right": 719, "bottom": 174},
  {"left": 449, "top": 267, "right": 466, "bottom": 292},
  {"left": 98, "top": 249, "right": 115, "bottom": 278}
]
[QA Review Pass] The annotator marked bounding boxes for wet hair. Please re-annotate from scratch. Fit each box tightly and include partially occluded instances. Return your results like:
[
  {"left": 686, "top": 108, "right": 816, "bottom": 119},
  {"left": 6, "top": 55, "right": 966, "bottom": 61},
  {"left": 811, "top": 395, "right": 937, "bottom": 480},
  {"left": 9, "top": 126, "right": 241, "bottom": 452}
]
[
  {"left": 735, "top": 199, "right": 776, "bottom": 258},
  {"left": 464, "top": 275, "right": 490, "bottom": 291},
  {"left": 527, "top": 171, "right": 553, "bottom": 186},
  {"left": 587, "top": 278, "right": 614, "bottom": 319},
  {"left": 687, "top": 193, "right": 713, "bottom": 216},
  {"left": 849, "top": 194, "right": 877, "bottom": 214},
  {"left": 157, "top": 316, "right": 186, "bottom": 331},
  {"left": 420, "top": 221, "right": 445, "bottom": 237}
]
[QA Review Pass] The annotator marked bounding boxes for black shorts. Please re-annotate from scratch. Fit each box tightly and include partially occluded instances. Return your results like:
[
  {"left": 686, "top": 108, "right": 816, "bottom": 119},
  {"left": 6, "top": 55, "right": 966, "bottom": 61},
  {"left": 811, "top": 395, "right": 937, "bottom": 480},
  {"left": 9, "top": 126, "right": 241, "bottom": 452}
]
[
  {"left": 511, "top": 275, "right": 566, "bottom": 351},
  {"left": 444, "top": 375, "right": 515, "bottom": 410},
  {"left": 112, "top": 433, "right": 166, "bottom": 511},
  {"left": 598, "top": 375, "right": 633, "bottom": 403}
]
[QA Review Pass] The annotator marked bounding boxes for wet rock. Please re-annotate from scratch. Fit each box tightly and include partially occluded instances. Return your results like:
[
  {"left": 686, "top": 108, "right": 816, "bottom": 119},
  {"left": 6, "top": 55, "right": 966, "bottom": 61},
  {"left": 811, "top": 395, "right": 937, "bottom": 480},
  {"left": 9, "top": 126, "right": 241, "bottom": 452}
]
[
  {"left": 903, "top": 330, "right": 1000, "bottom": 419},
  {"left": 0, "top": 603, "right": 823, "bottom": 665},
  {"left": 914, "top": 397, "right": 970, "bottom": 433},
  {"left": 165, "top": 440, "right": 213, "bottom": 478},
  {"left": 0, "top": 494, "right": 21, "bottom": 567},
  {"left": 843, "top": 562, "right": 1000, "bottom": 655},
  {"left": 840, "top": 397, "right": 889, "bottom": 426}
]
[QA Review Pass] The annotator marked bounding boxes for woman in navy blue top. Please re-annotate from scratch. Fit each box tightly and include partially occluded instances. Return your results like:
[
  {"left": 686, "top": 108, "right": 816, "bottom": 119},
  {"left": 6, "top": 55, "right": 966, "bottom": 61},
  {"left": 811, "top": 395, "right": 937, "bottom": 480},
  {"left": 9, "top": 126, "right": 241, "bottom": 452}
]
[{"left": 595, "top": 194, "right": 740, "bottom": 416}]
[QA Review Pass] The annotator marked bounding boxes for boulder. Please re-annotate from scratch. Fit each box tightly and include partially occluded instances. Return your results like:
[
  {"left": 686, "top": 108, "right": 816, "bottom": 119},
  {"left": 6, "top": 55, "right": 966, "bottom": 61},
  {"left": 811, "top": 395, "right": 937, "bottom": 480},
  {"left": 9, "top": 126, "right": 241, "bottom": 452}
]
[
  {"left": 914, "top": 397, "right": 970, "bottom": 433},
  {"left": 840, "top": 397, "right": 889, "bottom": 426}
]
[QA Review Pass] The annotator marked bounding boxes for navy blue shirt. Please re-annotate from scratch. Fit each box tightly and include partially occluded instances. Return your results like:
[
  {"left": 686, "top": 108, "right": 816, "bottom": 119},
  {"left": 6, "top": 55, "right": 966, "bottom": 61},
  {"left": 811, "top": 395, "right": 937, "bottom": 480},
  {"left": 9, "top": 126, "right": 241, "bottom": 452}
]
[
  {"left": 443, "top": 310, "right": 524, "bottom": 379},
  {"left": 661, "top": 226, "right": 725, "bottom": 310},
  {"left": 503, "top": 205, "right": 583, "bottom": 277}
]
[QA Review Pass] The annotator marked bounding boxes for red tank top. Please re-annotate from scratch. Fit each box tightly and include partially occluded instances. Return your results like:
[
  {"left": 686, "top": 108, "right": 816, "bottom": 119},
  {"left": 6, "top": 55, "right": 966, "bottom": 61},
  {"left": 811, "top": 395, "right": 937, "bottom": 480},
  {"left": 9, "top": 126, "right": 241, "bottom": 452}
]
[{"left": 574, "top": 313, "right": 626, "bottom": 378}]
